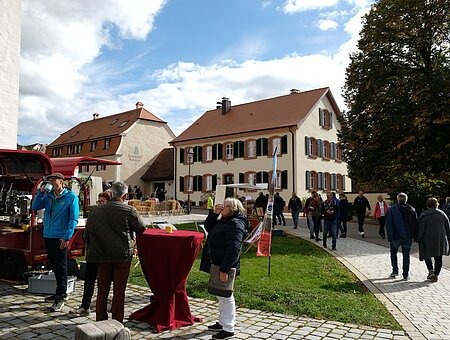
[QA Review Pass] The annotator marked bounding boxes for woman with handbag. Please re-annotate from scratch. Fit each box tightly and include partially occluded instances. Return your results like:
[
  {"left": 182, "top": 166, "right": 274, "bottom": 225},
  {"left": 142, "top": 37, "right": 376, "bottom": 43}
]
[{"left": 199, "top": 197, "right": 249, "bottom": 339}]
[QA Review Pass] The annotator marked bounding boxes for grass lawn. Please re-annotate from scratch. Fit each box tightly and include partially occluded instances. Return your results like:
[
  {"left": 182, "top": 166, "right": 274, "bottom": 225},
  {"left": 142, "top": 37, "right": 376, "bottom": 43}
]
[{"left": 128, "top": 224, "right": 401, "bottom": 330}]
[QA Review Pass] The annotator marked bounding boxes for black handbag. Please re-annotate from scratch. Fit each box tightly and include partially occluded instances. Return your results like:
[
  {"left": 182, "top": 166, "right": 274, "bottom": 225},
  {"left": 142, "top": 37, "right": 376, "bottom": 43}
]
[{"left": 207, "top": 264, "right": 236, "bottom": 298}]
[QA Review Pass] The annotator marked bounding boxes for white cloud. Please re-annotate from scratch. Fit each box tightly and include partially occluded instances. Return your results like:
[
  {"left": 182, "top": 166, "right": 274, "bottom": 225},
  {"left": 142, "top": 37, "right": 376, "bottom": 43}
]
[
  {"left": 18, "top": 0, "right": 166, "bottom": 143},
  {"left": 318, "top": 19, "right": 338, "bottom": 30},
  {"left": 18, "top": 0, "right": 373, "bottom": 145},
  {"left": 283, "top": 0, "right": 340, "bottom": 13}
]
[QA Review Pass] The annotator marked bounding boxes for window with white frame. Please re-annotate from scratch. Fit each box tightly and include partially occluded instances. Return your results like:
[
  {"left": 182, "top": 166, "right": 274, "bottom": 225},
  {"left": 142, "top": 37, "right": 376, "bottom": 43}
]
[
  {"left": 306, "top": 137, "right": 313, "bottom": 155},
  {"left": 80, "top": 165, "right": 89, "bottom": 173},
  {"left": 248, "top": 173, "right": 256, "bottom": 185},
  {"left": 205, "top": 175, "right": 213, "bottom": 191},
  {"left": 247, "top": 140, "right": 256, "bottom": 158},
  {"left": 104, "top": 138, "right": 111, "bottom": 150},
  {"left": 96, "top": 164, "right": 106, "bottom": 171},
  {"left": 187, "top": 176, "right": 193, "bottom": 192},
  {"left": 272, "top": 138, "right": 281, "bottom": 155},
  {"left": 186, "top": 148, "right": 194, "bottom": 164},
  {"left": 275, "top": 171, "right": 281, "bottom": 189},
  {"left": 90, "top": 141, "right": 97, "bottom": 152},
  {"left": 205, "top": 145, "right": 212, "bottom": 161},
  {"left": 225, "top": 143, "right": 234, "bottom": 160}
]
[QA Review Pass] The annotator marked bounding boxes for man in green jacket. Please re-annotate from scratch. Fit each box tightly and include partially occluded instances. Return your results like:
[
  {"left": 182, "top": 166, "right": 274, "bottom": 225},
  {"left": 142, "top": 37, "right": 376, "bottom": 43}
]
[{"left": 84, "top": 181, "right": 146, "bottom": 323}]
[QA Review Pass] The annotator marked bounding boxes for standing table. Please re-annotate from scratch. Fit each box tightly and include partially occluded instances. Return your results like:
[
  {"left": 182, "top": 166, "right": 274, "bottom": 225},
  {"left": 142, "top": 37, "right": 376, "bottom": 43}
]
[{"left": 130, "top": 229, "right": 204, "bottom": 332}]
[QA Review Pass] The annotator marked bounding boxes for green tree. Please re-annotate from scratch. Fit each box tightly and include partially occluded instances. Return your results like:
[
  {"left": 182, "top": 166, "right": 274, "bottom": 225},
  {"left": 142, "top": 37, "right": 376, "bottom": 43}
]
[{"left": 339, "top": 0, "right": 450, "bottom": 193}]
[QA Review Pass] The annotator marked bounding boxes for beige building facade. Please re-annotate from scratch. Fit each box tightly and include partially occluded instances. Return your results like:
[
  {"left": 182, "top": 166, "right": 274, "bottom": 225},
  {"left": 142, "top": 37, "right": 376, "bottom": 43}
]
[
  {"left": 171, "top": 88, "right": 351, "bottom": 206},
  {"left": 46, "top": 103, "right": 175, "bottom": 197}
]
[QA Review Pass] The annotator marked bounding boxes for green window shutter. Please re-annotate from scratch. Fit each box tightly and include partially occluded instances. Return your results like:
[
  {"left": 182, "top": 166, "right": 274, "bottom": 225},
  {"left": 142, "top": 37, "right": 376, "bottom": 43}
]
[
  {"left": 239, "top": 172, "right": 244, "bottom": 183},
  {"left": 262, "top": 138, "right": 268, "bottom": 156},
  {"left": 217, "top": 143, "right": 223, "bottom": 160},
  {"left": 256, "top": 138, "right": 262, "bottom": 156},
  {"left": 179, "top": 176, "right": 184, "bottom": 192},
  {"left": 281, "top": 170, "right": 288, "bottom": 189},
  {"left": 306, "top": 171, "right": 311, "bottom": 189},
  {"left": 179, "top": 148, "right": 184, "bottom": 163},
  {"left": 281, "top": 135, "right": 288, "bottom": 154}
]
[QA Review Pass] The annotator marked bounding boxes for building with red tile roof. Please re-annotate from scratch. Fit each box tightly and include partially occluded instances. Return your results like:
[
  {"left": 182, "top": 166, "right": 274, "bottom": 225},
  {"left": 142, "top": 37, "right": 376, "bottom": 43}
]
[{"left": 170, "top": 87, "right": 351, "bottom": 206}]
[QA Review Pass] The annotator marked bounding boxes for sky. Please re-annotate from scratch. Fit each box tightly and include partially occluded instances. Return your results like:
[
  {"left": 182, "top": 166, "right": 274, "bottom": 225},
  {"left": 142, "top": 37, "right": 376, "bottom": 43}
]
[{"left": 17, "top": 0, "right": 375, "bottom": 145}]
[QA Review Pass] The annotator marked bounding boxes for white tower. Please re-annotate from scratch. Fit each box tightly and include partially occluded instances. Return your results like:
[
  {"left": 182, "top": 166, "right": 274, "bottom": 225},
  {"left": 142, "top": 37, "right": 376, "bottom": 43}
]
[{"left": 0, "top": 0, "right": 22, "bottom": 149}]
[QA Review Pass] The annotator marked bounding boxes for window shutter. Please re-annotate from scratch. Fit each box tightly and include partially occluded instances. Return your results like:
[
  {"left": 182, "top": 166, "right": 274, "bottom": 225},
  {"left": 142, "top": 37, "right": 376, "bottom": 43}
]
[
  {"left": 179, "top": 148, "right": 184, "bottom": 163},
  {"left": 331, "top": 174, "right": 337, "bottom": 190},
  {"left": 212, "top": 144, "right": 217, "bottom": 160},
  {"left": 193, "top": 146, "right": 198, "bottom": 162},
  {"left": 281, "top": 135, "right": 287, "bottom": 154},
  {"left": 306, "top": 171, "right": 311, "bottom": 189},
  {"left": 305, "top": 136, "right": 309, "bottom": 155},
  {"left": 239, "top": 172, "right": 244, "bottom": 183},
  {"left": 197, "top": 176, "right": 203, "bottom": 192},
  {"left": 212, "top": 174, "right": 217, "bottom": 189},
  {"left": 281, "top": 170, "right": 288, "bottom": 189},
  {"left": 330, "top": 142, "right": 335, "bottom": 159},
  {"left": 263, "top": 171, "right": 268, "bottom": 183},
  {"left": 239, "top": 141, "right": 244, "bottom": 158},
  {"left": 256, "top": 138, "right": 262, "bottom": 156},
  {"left": 262, "top": 138, "right": 268, "bottom": 156},
  {"left": 217, "top": 143, "right": 223, "bottom": 160},
  {"left": 193, "top": 176, "right": 198, "bottom": 191},
  {"left": 319, "top": 108, "right": 324, "bottom": 126},
  {"left": 197, "top": 146, "right": 203, "bottom": 161},
  {"left": 343, "top": 175, "right": 346, "bottom": 191},
  {"left": 330, "top": 111, "right": 333, "bottom": 129},
  {"left": 233, "top": 141, "right": 239, "bottom": 158},
  {"left": 179, "top": 176, "right": 184, "bottom": 192},
  {"left": 256, "top": 172, "right": 262, "bottom": 183},
  {"left": 317, "top": 140, "right": 322, "bottom": 157}
]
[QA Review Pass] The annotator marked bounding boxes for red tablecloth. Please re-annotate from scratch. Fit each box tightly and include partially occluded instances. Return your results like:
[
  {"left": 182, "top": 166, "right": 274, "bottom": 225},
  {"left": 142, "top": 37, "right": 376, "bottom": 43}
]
[{"left": 129, "top": 229, "right": 204, "bottom": 332}]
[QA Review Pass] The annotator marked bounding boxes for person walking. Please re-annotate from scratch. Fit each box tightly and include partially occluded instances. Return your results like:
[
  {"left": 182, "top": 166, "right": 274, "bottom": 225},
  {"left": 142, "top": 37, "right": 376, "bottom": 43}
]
[
  {"left": 322, "top": 193, "right": 339, "bottom": 250},
  {"left": 254, "top": 192, "right": 266, "bottom": 215},
  {"left": 308, "top": 194, "right": 322, "bottom": 241},
  {"left": 385, "top": 192, "right": 418, "bottom": 280},
  {"left": 84, "top": 182, "right": 146, "bottom": 323},
  {"left": 200, "top": 198, "right": 249, "bottom": 339},
  {"left": 338, "top": 193, "right": 349, "bottom": 238},
  {"left": 374, "top": 195, "right": 389, "bottom": 239},
  {"left": 288, "top": 192, "right": 302, "bottom": 229},
  {"left": 440, "top": 197, "right": 450, "bottom": 220},
  {"left": 418, "top": 197, "right": 450, "bottom": 282},
  {"left": 274, "top": 193, "right": 286, "bottom": 226},
  {"left": 32, "top": 172, "right": 79, "bottom": 312},
  {"left": 353, "top": 191, "right": 371, "bottom": 238},
  {"left": 69, "top": 191, "right": 111, "bottom": 316}
]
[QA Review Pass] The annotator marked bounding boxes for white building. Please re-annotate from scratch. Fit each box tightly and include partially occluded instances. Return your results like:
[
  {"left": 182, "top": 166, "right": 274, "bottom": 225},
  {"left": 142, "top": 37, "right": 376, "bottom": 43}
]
[
  {"left": 45, "top": 102, "right": 176, "bottom": 197},
  {"left": 170, "top": 88, "right": 351, "bottom": 205},
  {"left": 0, "top": 0, "right": 21, "bottom": 149}
]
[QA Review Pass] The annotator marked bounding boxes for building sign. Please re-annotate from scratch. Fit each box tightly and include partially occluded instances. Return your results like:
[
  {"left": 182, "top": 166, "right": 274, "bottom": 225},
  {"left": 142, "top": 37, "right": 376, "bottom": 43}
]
[{"left": 128, "top": 146, "right": 142, "bottom": 162}]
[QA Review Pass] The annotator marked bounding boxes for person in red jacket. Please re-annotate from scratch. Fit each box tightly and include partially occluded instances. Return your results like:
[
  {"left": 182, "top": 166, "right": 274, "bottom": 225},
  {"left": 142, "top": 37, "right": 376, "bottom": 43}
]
[{"left": 374, "top": 195, "right": 389, "bottom": 239}]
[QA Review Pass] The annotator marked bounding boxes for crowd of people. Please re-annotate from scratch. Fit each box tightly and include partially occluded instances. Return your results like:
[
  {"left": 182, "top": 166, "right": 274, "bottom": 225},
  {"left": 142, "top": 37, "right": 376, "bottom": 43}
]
[{"left": 34, "top": 176, "right": 450, "bottom": 339}]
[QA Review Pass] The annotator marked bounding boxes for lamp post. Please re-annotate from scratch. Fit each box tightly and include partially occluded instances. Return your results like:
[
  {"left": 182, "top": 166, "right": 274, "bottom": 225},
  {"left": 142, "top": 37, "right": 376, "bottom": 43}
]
[{"left": 187, "top": 148, "right": 194, "bottom": 215}]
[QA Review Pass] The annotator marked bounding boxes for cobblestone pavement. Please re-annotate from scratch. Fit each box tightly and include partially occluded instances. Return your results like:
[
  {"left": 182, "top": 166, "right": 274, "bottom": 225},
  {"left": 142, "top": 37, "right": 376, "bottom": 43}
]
[
  {"left": 0, "top": 214, "right": 426, "bottom": 340},
  {"left": 278, "top": 221, "right": 450, "bottom": 340}
]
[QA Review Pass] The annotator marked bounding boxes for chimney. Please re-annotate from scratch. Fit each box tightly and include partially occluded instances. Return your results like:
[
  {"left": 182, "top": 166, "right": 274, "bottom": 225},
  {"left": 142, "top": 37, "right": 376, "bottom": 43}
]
[
  {"left": 221, "top": 97, "right": 231, "bottom": 114},
  {"left": 290, "top": 89, "right": 300, "bottom": 94},
  {"left": 92, "top": 113, "right": 99, "bottom": 120},
  {"left": 135, "top": 101, "right": 144, "bottom": 109}
]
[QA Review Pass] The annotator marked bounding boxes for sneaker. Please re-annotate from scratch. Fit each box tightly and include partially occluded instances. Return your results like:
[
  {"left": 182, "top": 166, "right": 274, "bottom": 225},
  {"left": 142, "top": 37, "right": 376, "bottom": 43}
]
[
  {"left": 332, "top": 246, "right": 336, "bottom": 250},
  {"left": 402, "top": 276, "right": 409, "bottom": 281},
  {"left": 208, "top": 322, "right": 223, "bottom": 331},
  {"left": 427, "top": 274, "right": 438, "bottom": 282},
  {"left": 69, "top": 306, "right": 90, "bottom": 317},
  {"left": 315, "top": 238, "right": 322, "bottom": 242},
  {"left": 310, "top": 235, "right": 315, "bottom": 239},
  {"left": 340, "top": 233, "right": 347, "bottom": 238},
  {"left": 389, "top": 272, "right": 398, "bottom": 278},
  {"left": 427, "top": 271, "right": 434, "bottom": 280},
  {"left": 323, "top": 243, "right": 327, "bottom": 248},
  {"left": 212, "top": 330, "right": 234, "bottom": 339},
  {"left": 360, "top": 232, "right": 365, "bottom": 238},
  {"left": 293, "top": 226, "right": 297, "bottom": 229},
  {"left": 49, "top": 299, "right": 65, "bottom": 312}
]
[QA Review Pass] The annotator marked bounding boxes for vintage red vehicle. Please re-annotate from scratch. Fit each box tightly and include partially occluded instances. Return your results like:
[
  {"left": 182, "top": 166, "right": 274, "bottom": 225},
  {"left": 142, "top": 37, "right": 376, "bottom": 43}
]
[{"left": 0, "top": 149, "right": 120, "bottom": 280}]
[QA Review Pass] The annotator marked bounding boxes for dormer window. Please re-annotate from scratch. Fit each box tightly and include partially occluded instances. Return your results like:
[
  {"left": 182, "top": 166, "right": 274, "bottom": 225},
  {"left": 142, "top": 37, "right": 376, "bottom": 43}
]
[
  {"left": 110, "top": 119, "right": 118, "bottom": 125},
  {"left": 119, "top": 121, "right": 129, "bottom": 128}
]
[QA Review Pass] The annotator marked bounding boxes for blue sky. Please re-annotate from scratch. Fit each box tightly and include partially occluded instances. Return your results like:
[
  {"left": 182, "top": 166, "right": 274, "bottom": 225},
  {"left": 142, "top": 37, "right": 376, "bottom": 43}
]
[{"left": 18, "top": 0, "right": 374, "bottom": 145}]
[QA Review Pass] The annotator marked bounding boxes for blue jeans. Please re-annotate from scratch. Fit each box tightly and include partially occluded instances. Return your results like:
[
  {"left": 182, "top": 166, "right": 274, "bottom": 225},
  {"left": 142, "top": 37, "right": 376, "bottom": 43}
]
[
  {"left": 323, "top": 219, "right": 337, "bottom": 248},
  {"left": 390, "top": 238, "right": 412, "bottom": 277},
  {"left": 291, "top": 210, "right": 300, "bottom": 228}
]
